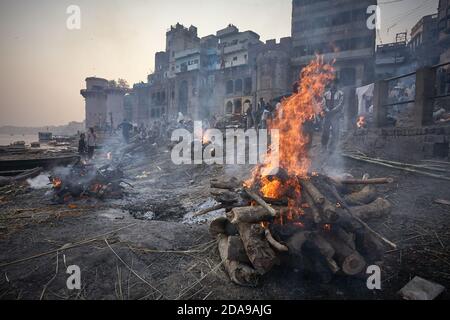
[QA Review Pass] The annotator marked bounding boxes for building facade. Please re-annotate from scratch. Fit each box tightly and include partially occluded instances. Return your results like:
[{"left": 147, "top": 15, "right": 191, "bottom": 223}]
[
  {"left": 291, "top": 0, "right": 376, "bottom": 88},
  {"left": 438, "top": 0, "right": 450, "bottom": 63},
  {"left": 121, "top": 23, "right": 294, "bottom": 126},
  {"left": 82, "top": 1, "right": 388, "bottom": 129},
  {"left": 409, "top": 14, "right": 440, "bottom": 68},
  {"left": 80, "top": 77, "right": 127, "bottom": 130}
]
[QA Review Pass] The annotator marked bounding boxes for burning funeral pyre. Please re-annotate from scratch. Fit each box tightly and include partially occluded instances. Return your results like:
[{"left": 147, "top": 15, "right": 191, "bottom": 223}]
[
  {"left": 49, "top": 160, "right": 130, "bottom": 204},
  {"left": 209, "top": 57, "right": 396, "bottom": 286}
]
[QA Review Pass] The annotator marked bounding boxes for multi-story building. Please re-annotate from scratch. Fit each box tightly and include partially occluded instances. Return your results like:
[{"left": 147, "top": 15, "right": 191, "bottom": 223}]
[
  {"left": 409, "top": 14, "right": 440, "bottom": 68},
  {"left": 375, "top": 33, "right": 412, "bottom": 79},
  {"left": 291, "top": 0, "right": 376, "bottom": 88},
  {"left": 438, "top": 0, "right": 450, "bottom": 63},
  {"left": 82, "top": 1, "right": 394, "bottom": 129},
  {"left": 120, "top": 23, "right": 292, "bottom": 126}
]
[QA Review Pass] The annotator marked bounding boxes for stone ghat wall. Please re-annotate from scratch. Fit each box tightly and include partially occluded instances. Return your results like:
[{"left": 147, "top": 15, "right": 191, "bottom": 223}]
[{"left": 342, "top": 125, "right": 450, "bottom": 162}]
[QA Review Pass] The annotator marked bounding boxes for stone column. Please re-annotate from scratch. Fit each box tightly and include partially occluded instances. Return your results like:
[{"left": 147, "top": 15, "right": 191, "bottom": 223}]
[
  {"left": 373, "top": 80, "right": 388, "bottom": 128},
  {"left": 414, "top": 67, "right": 436, "bottom": 126}
]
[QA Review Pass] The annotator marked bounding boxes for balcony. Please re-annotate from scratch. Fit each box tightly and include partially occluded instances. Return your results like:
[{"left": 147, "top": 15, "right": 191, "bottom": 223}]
[
  {"left": 174, "top": 48, "right": 200, "bottom": 60},
  {"left": 223, "top": 43, "right": 246, "bottom": 54}
]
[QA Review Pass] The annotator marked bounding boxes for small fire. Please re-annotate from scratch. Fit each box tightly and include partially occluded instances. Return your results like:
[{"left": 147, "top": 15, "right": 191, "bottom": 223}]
[
  {"left": 106, "top": 152, "right": 112, "bottom": 160},
  {"left": 260, "top": 177, "right": 284, "bottom": 200},
  {"left": 202, "top": 131, "right": 214, "bottom": 145},
  {"left": 323, "top": 224, "right": 332, "bottom": 232},
  {"left": 52, "top": 177, "right": 62, "bottom": 189},
  {"left": 260, "top": 221, "right": 269, "bottom": 229},
  {"left": 357, "top": 116, "right": 366, "bottom": 129}
]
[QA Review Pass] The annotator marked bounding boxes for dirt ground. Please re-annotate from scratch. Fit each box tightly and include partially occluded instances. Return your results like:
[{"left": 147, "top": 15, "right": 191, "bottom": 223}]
[{"left": 0, "top": 136, "right": 449, "bottom": 300}]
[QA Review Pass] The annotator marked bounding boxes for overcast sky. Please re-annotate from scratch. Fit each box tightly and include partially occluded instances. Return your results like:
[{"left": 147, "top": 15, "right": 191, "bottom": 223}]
[{"left": 0, "top": 0, "right": 440, "bottom": 127}]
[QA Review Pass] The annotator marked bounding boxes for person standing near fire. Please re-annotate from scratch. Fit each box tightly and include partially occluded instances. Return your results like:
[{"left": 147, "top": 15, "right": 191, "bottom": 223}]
[
  {"left": 78, "top": 133, "right": 87, "bottom": 157},
  {"left": 321, "top": 79, "right": 344, "bottom": 152},
  {"left": 86, "top": 127, "right": 97, "bottom": 160},
  {"left": 118, "top": 119, "right": 133, "bottom": 144}
]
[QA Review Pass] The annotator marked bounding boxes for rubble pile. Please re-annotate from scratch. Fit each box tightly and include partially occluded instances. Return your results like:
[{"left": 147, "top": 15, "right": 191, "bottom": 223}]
[{"left": 49, "top": 161, "right": 130, "bottom": 203}]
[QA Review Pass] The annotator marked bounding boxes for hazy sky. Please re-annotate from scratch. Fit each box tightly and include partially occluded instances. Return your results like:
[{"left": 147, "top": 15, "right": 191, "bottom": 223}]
[{"left": 0, "top": 0, "right": 440, "bottom": 126}]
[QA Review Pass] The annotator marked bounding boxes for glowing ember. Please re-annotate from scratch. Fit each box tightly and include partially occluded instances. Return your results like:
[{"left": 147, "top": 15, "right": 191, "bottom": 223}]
[
  {"left": 293, "top": 222, "right": 305, "bottom": 228},
  {"left": 323, "top": 224, "right": 332, "bottom": 232},
  {"left": 357, "top": 116, "right": 366, "bottom": 129},
  {"left": 52, "top": 177, "right": 62, "bottom": 188},
  {"left": 260, "top": 177, "right": 284, "bottom": 200}
]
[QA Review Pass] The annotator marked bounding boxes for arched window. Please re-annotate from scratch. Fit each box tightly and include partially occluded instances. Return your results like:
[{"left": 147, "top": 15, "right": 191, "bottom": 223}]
[
  {"left": 235, "top": 79, "right": 243, "bottom": 93},
  {"left": 226, "top": 80, "right": 234, "bottom": 94},
  {"left": 225, "top": 101, "right": 233, "bottom": 114}
]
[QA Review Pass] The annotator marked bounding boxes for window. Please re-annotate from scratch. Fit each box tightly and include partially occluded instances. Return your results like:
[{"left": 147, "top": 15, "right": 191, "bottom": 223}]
[
  {"left": 340, "top": 68, "right": 356, "bottom": 86},
  {"left": 226, "top": 80, "right": 234, "bottom": 94},
  {"left": 233, "top": 56, "right": 238, "bottom": 61},
  {"left": 225, "top": 101, "right": 233, "bottom": 114},
  {"left": 244, "top": 78, "right": 252, "bottom": 94},
  {"left": 235, "top": 79, "right": 243, "bottom": 93},
  {"left": 234, "top": 99, "right": 242, "bottom": 114}
]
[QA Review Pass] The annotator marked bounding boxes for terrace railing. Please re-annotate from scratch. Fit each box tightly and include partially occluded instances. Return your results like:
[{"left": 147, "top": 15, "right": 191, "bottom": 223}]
[{"left": 374, "top": 61, "right": 450, "bottom": 128}]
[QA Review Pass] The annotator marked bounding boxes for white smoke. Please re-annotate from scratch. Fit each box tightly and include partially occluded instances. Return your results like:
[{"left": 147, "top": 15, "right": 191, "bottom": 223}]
[{"left": 27, "top": 174, "right": 51, "bottom": 189}]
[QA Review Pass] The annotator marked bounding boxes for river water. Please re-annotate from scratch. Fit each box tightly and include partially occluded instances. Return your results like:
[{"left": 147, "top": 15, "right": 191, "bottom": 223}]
[{"left": 0, "top": 134, "right": 38, "bottom": 146}]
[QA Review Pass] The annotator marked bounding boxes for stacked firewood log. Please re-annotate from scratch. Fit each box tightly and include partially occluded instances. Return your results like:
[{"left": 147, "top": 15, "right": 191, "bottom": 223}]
[{"left": 209, "top": 173, "right": 395, "bottom": 286}]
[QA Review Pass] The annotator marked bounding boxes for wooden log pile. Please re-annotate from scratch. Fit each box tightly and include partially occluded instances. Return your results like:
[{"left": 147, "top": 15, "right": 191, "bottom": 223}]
[{"left": 209, "top": 173, "right": 396, "bottom": 286}]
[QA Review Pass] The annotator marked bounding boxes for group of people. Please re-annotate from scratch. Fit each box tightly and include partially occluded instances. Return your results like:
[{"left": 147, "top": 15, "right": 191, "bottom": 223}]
[
  {"left": 77, "top": 127, "right": 97, "bottom": 159},
  {"left": 78, "top": 78, "right": 345, "bottom": 159},
  {"left": 245, "top": 98, "right": 278, "bottom": 131}
]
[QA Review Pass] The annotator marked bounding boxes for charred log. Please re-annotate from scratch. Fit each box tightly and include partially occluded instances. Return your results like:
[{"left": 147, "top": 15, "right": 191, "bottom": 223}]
[
  {"left": 226, "top": 206, "right": 274, "bottom": 224},
  {"left": 351, "top": 198, "right": 392, "bottom": 220},
  {"left": 218, "top": 234, "right": 259, "bottom": 287},
  {"left": 209, "top": 217, "right": 238, "bottom": 238},
  {"left": 235, "top": 222, "right": 279, "bottom": 275},
  {"left": 344, "top": 185, "right": 378, "bottom": 206}
]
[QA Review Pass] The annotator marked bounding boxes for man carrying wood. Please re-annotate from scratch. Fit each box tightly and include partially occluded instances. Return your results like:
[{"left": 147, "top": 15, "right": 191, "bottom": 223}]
[{"left": 321, "top": 79, "right": 344, "bottom": 153}]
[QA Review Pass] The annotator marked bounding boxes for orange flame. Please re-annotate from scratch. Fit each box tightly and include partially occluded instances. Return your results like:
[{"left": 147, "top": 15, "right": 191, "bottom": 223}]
[
  {"left": 52, "top": 177, "right": 62, "bottom": 189},
  {"left": 246, "top": 56, "right": 335, "bottom": 202}
]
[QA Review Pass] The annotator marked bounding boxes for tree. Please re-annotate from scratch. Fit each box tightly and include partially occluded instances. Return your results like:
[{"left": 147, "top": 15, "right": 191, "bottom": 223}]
[{"left": 117, "top": 78, "right": 129, "bottom": 89}]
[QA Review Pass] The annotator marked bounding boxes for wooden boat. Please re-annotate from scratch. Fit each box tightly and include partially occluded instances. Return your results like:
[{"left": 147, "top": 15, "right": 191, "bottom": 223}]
[{"left": 0, "top": 153, "right": 80, "bottom": 172}]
